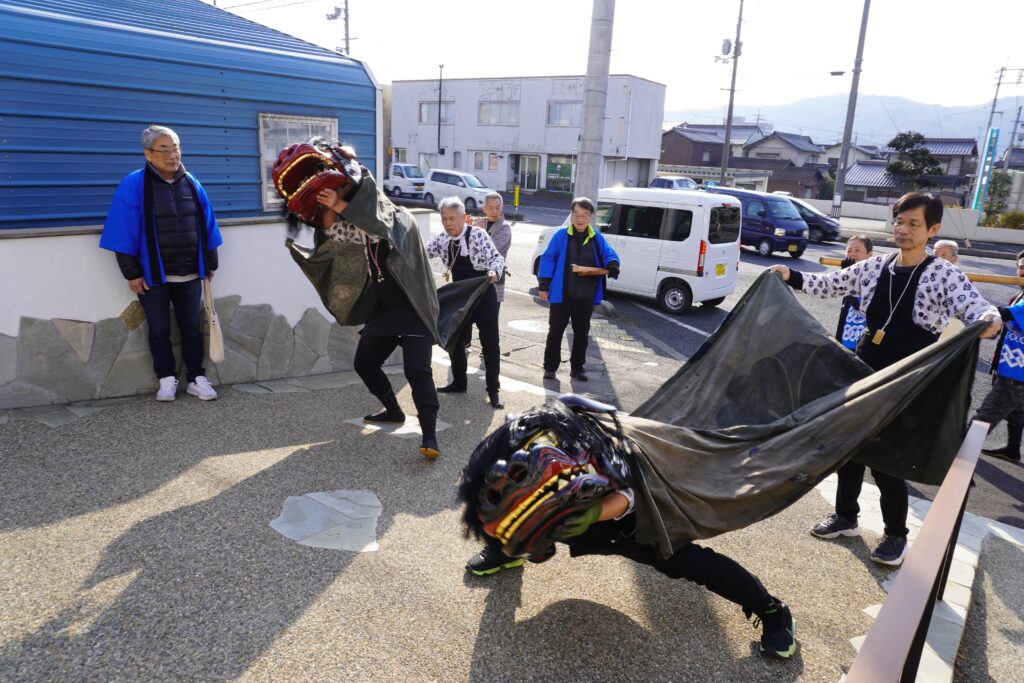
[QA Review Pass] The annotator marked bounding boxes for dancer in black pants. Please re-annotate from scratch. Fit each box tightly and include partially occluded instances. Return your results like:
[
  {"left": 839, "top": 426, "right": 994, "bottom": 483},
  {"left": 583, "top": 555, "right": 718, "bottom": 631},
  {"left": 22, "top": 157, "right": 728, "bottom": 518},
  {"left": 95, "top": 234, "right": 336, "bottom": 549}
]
[
  {"left": 317, "top": 187, "right": 441, "bottom": 459},
  {"left": 771, "top": 192, "right": 1000, "bottom": 566},
  {"left": 426, "top": 196, "right": 506, "bottom": 408}
]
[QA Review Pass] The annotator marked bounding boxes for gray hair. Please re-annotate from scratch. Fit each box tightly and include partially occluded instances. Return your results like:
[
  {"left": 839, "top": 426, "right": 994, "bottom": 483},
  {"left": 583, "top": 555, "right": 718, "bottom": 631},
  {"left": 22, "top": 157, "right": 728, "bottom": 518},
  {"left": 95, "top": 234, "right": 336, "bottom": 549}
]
[
  {"left": 483, "top": 191, "right": 503, "bottom": 207},
  {"left": 142, "top": 125, "right": 179, "bottom": 149},
  {"left": 934, "top": 239, "right": 959, "bottom": 253},
  {"left": 437, "top": 196, "right": 465, "bottom": 213}
]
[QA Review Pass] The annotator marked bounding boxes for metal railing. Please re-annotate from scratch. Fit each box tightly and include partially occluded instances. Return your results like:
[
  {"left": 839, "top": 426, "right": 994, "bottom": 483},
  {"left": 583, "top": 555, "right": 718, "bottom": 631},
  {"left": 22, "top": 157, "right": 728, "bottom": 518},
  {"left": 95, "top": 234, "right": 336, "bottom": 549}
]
[{"left": 845, "top": 419, "right": 988, "bottom": 682}]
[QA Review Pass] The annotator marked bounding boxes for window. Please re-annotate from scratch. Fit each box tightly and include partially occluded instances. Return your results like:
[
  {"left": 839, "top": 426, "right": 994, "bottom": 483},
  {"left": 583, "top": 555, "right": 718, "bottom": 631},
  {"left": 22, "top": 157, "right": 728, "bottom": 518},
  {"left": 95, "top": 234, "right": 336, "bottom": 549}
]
[
  {"left": 663, "top": 209, "right": 693, "bottom": 241},
  {"left": 650, "top": 178, "right": 669, "bottom": 188},
  {"left": 546, "top": 101, "right": 582, "bottom": 126},
  {"left": 474, "top": 152, "right": 484, "bottom": 170},
  {"left": 701, "top": 150, "right": 712, "bottom": 162},
  {"left": 258, "top": 113, "right": 338, "bottom": 210},
  {"left": 619, "top": 205, "right": 664, "bottom": 239},
  {"left": 709, "top": 206, "right": 741, "bottom": 244},
  {"left": 767, "top": 199, "right": 801, "bottom": 220},
  {"left": 419, "top": 102, "right": 453, "bottom": 124},
  {"left": 418, "top": 153, "right": 438, "bottom": 171},
  {"left": 393, "top": 147, "right": 406, "bottom": 162},
  {"left": 746, "top": 199, "right": 766, "bottom": 217},
  {"left": 453, "top": 151, "right": 462, "bottom": 169},
  {"left": 594, "top": 204, "right": 617, "bottom": 234},
  {"left": 755, "top": 152, "right": 781, "bottom": 159},
  {"left": 489, "top": 153, "right": 500, "bottom": 171},
  {"left": 546, "top": 155, "right": 573, "bottom": 192},
  {"left": 478, "top": 101, "right": 519, "bottom": 125}
]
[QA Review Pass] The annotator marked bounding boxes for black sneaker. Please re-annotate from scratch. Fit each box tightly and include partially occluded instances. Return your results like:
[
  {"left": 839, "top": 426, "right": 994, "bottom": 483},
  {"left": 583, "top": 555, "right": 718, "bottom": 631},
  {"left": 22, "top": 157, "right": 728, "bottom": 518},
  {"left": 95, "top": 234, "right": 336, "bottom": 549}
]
[
  {"left": 570, "top": 371, "right": 588, "bottom": 381},
  {"left": 870, "top": 535, "right": 908, "bottom": 566},
  {"left": 487, "top": 391, "right": 504, "bottom": 409},
  {"left": 753, "top": 599, "right": 796, "bottom": 659},
  {"left": 982, "top": 445, "right": 1021, "bottom": 462},
  {"left": 437, "top": 383, "right": 468, "bottom": 394},
  {"left": 810, "top": 513, "right": 860, "bottom": 539},
  {"left": 363, "top": 408, "right": 406, "bottom": 424},
  {"left": 466, "top": 544, "right": 525, "bottom": 576},
  {"left": 542, "top": 370, "right": 556, "bottom": 380}
]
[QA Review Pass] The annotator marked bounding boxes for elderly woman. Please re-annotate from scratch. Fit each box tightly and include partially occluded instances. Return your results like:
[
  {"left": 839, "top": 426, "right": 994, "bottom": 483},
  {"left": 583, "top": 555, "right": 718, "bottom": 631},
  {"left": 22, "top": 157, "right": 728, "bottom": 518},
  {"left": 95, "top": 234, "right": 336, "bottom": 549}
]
[{"left": 426, "top": 197, "right": 506, "bottom": 409}]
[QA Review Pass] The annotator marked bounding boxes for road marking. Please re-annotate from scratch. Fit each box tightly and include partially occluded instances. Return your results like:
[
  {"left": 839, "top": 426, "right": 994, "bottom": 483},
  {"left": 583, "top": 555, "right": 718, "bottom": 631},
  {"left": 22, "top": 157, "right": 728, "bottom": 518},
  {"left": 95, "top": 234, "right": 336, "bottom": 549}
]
[{"left": 634, "top": 304, "right": 713, "bottom": 338}]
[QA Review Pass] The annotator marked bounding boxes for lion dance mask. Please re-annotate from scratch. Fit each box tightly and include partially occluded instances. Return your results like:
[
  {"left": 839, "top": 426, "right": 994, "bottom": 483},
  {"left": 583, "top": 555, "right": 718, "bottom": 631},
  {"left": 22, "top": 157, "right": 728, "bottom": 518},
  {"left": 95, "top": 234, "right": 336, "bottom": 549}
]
[
  {"left": 459, "top": 396, "right": 636, "bottom": 561},
  {"left": 271, "top": 137, "right": 363, "bottom": 226}
]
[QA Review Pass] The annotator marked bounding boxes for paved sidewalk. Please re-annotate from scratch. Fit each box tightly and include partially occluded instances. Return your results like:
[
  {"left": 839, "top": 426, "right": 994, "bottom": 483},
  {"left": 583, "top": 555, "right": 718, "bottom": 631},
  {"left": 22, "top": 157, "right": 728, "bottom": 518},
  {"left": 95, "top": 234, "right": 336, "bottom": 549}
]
[{"left": 1, "top": 366, "right": 1020, "bottom": 681}]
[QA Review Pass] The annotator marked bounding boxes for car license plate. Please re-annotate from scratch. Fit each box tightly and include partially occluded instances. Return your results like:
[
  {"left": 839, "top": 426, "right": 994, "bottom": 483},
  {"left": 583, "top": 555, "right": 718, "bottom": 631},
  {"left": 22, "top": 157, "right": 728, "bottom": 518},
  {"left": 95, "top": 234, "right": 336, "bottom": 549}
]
[
  {"left": 715, "top": 264, "right": 726, "bottom": 277},
  {"left": 788, "top": 244, "right": 798, "bottom": 252}
]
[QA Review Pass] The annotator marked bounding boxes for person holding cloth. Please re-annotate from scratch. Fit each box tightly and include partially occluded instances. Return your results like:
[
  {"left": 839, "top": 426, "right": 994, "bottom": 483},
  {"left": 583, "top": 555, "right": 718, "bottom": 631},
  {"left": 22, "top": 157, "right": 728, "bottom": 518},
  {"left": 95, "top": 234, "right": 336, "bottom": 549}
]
[
  {"left": 538, "top": 197, "right": 621, "bottom": 382},
  {"left": 769, "top": 192, "right": 1000, "bottom": 566}
]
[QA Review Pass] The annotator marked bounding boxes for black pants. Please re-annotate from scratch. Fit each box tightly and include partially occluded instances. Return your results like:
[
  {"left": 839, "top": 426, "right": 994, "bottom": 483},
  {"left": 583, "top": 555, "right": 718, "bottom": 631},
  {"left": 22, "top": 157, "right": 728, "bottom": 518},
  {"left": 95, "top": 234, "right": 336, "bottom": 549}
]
[
  {"left": 835, "top": 460, "right": 909, "bottom": 538},
  {"left": 974, "top": 375, "right": 1024, "bottom": 430},
  {"left": 450, "top": 286, "right": 500, "bottom": 393},
  {"left": 138, "top": 279, "right": 205, "bottom": 382},
  {"left": 353, "top": 333, "right": 439, "bottom": 438},
  {"left": 544, "top": 299, "right": 594, "bottom": 373}
]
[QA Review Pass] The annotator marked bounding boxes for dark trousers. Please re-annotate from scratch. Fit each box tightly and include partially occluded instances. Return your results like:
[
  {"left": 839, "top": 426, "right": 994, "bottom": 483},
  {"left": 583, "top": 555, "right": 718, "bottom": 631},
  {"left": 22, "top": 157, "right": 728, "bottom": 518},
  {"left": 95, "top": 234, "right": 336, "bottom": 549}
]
[
  {"left": 648, "top": 542, "right": 772, "bottom": 614},
  {"left": 835, "top": 460, "right": 909, "bottom": 538},
  {"left": 544, "top": 299, "right": 594, "bottom": 373},
  {"left": 974, "top": 375, "right": 1024, "bottom": 430},
  {"left": 353, "top": 333, "right": 439, "bottom": 438},
  {"left": 138, "top": 279, "right": 205, "bottom": 382},
  {"left": 450, "top": 286, "right": 500, "bottom": 393}
]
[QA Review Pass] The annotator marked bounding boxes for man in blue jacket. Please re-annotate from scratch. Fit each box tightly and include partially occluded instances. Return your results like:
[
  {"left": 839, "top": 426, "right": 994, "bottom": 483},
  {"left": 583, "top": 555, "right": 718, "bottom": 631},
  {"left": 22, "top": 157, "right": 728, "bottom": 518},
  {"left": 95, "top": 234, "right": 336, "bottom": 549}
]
[
  {"left": 100, "top": 126, "right": 223, "bottom": 402},
  {"left": 537, "top": 197, "right": 620, "bottom": 382}
]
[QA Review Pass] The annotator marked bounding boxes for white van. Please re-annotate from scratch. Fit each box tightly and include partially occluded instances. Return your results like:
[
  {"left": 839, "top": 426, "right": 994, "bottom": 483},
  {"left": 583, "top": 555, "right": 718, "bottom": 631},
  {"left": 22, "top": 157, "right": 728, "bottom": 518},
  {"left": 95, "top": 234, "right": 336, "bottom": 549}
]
[
  {"left": 423, "top": 169, "right": 492, "bottom": 211},
  {"left": 382, "top": 163, "right": 425, "bottom": 199},
  {"left": 531, "top": 187, "right": 741, "bottom": 314}
]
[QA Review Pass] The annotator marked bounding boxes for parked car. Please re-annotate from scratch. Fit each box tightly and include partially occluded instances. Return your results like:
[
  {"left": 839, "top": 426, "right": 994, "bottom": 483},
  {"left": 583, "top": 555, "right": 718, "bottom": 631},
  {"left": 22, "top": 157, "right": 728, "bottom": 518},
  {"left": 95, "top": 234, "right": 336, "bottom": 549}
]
[
  {"left": 789, "top": 197, "right": 841, "bottom": 242},
  {"left": 422, "top": 169, "right": 491, "bottom": 211},
  {"left": 382, "top": 162, "right": 425, "bottom": 199},
  {"left": 771, "top": 190, "right": 794, "bottom": 197},
  {"left": 650, "top": 176, "right": 699, "bottom": 190},
  {"left": 531, "top": 187, "right": 742, "bottom": 314},
  {"left": 705, "top": 186, "right": 809, "bottom": 258}
]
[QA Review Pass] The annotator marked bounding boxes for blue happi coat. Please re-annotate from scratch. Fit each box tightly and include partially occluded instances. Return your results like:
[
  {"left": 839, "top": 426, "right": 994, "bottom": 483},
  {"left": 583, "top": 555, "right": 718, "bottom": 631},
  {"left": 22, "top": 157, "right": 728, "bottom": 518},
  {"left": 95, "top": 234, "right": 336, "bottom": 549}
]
[{"left": 997, "top": 299, "right": 1024, "bottom": 381}]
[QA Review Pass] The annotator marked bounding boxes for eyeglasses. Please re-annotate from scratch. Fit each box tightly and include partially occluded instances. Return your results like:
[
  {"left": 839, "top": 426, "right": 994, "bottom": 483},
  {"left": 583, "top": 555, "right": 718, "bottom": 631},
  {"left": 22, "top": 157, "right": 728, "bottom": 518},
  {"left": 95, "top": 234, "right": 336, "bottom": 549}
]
[{"left": 147, "top": 145, "right": 180, "bottom": 156}]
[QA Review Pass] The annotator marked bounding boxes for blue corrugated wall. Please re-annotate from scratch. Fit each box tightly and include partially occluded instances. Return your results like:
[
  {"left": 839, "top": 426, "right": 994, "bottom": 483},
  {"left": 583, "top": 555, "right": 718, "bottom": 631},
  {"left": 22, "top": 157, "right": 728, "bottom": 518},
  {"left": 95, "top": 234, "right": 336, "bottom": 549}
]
[{"left": 0, "top": 0, "right": 377, "bottom": 229}]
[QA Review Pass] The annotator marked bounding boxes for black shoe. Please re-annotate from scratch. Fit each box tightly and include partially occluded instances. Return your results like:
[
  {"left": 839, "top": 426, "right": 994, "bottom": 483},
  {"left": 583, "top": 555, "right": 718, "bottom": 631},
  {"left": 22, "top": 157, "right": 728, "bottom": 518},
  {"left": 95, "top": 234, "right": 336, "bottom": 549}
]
[
  {"left": 363, "top": 408, "right": 406, "bottom": 424},
  {"left": 752, "top": 599, "right": 797, "bottom": 659},
  {"left": 810, "top": 513, "right": 860, "bottom": 539},
  {"left": 466, "top": 544, "right": 525, "bottom": 576},
  {"left": 543, "top": 370, "right": 556, "bottom": 380},
  {"left": 570, "top": 371, "right": 588, "bottom": 381},
  {"left": 982, "top": 445, "right": 1021, "bottom": 462},
  {"left": 419, "top": 435, "right": 440, "bottom": 460},
  {"left": 437, "top": 383, "right": 468, "bottom": 394},
  {"left": 488, "top": 392, "right": 504, "bottom": 409},
  {"left": 871, "top": 535, "right": 908, "bottom": 566}
]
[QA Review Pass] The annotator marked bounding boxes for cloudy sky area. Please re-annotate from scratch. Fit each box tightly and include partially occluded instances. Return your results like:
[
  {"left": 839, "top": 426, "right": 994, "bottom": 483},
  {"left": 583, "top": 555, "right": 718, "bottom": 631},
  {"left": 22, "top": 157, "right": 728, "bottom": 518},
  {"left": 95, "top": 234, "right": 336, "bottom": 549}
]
[{"left": 210, "top": 0, "right": 1022, "bottom": 115}]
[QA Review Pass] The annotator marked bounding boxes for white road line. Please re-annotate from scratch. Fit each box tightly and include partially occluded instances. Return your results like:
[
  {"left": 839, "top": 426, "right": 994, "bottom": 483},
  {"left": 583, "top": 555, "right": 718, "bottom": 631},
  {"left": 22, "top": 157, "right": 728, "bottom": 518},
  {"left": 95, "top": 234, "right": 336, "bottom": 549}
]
[{"left": 634, "top": 303, "right": 713, "bottom": 338}]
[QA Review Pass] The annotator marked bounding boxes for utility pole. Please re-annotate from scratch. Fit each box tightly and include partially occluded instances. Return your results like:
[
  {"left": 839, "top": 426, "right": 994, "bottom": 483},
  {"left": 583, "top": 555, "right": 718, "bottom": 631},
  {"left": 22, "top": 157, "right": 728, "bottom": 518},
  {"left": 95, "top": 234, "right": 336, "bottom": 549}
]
[
  {"left": 574, "top": 0, "right": 615, "bottom": 203},
  {"left": 437, "top": 64, "right": 444, "bottom": 158},
  {"left": 325, "top": 1, "right": 351, "bottom": 55},
  {"left": 718, "top": 0, "right": 744, "bottom": 185},
  {"left": 973, "top": 67, "right": 1023, "bottom": 199},
  {"left": 831, "top": 0, "right": 871, "bottom": 218},
  {"left": 1004, "top": 105, "right": 1022, "bottom": 171}
]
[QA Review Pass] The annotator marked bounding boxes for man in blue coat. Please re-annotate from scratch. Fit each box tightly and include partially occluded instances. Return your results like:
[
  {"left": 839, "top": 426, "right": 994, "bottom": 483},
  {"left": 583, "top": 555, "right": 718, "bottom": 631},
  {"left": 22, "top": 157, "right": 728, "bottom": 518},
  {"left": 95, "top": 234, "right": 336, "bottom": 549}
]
[
  {"left": 99, "top": 126, "right": 223, "bottom": 402},
  {"left": 537, "top": 197, "right": 620, "bottom": 382}
]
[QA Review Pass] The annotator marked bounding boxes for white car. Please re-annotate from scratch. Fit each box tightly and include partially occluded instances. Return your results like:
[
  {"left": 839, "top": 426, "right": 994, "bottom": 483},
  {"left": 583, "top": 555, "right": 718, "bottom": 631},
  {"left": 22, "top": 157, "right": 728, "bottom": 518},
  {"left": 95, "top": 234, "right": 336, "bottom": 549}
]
[
  {"left": 422, "top": 169, "right": 492, "bottom": 211},
  {"left": 650, "top": 176, "right": 699, "bottom": 190}
]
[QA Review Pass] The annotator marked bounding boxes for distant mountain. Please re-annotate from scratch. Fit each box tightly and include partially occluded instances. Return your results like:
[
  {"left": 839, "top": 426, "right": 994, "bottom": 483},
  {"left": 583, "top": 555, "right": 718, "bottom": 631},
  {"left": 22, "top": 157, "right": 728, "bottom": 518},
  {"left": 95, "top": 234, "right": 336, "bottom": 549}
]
[{"left": 666, "top": 94, "right": 1024, "bottom": 154}]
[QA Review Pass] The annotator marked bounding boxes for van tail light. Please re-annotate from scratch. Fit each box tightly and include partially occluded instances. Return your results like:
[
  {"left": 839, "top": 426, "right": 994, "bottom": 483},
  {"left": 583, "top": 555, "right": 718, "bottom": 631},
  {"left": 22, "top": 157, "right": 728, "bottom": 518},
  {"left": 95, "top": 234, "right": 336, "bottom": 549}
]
[
  {"left": 697, "top": 239, "right": 707, "bottom": 276},
  {"left": 737, "top": 241, "right": 741, "bottom": 272}
]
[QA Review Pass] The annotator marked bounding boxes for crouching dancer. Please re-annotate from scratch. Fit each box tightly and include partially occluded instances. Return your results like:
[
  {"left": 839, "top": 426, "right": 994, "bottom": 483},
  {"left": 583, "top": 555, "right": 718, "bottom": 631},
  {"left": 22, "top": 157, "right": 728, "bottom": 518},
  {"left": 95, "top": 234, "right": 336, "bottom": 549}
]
[
  {"left": 770, "top": 192, "right": 1000, "bottom": 565},
  {"left": 458, "top": 397, "right": 797, "bottom": 660}
]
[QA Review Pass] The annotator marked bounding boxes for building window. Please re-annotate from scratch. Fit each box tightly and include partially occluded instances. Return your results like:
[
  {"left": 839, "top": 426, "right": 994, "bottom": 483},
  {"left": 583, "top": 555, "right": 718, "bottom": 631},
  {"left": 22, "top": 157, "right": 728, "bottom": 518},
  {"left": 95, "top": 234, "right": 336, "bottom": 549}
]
[
  {"left": 393, "top": 147, "right": 406, "bottom": 163},
  {"left": 546, "top": 101, "right": 582, "bottom": 127},
  {"left": 474, "top": 152, "right": 484, "bottom": 170},
  {"left": 701, "top": 150, "right": 712, "bottom": 162},
  {"left": 546, "top": 154, "right": 574, "bottom": 192},
  {"left": 756, "top": 152, "right": 781, "bottom": 159},
  {"left": 419, "top": 102, "right": 453, "bottom": 124},
  {"left": 478, "top": 101, "right": 519, "bottom": 125},
  {"left": 453, "top": 151, "right": 462, "bottom": 169},
  {"left": 418, "top": 153, "right": 438, "bottom": 171},
  {"left": 258, "top": 113, "right": 337, "bottom": 211},
  {"left": 489, "top": 153, "right": 500, "bottom": 171}
]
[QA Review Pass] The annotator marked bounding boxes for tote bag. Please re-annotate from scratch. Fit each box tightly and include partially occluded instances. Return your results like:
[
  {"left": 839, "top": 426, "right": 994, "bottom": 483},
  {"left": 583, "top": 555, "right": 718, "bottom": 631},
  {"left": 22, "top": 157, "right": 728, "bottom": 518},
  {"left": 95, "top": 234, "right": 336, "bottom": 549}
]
[{"left": 202, "top": 279, "right": 225, "bottom": 363}]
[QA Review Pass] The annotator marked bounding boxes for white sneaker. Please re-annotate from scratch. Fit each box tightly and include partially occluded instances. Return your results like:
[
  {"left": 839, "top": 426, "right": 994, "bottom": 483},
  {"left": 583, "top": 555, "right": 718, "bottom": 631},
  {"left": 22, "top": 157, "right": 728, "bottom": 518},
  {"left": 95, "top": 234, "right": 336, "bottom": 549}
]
[
  {"left": 156, "top": 376, "right": 178, "bottom": 401},
  {"left": 187, "top": 375, "right": 218, "bottom": 401}
]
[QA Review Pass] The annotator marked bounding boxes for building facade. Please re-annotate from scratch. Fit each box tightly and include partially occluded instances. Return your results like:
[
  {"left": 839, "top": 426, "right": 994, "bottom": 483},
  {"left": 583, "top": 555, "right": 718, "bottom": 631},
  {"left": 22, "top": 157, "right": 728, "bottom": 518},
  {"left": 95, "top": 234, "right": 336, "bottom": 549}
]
[{"left": 390, "top": 74, "right": 665, "bottom": 192}]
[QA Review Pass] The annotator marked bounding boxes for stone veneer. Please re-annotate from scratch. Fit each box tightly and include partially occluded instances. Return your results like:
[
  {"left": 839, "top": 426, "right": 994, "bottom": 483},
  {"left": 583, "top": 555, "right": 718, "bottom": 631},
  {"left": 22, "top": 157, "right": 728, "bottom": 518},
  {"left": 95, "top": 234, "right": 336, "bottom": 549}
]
[{"left": 0, "top": 296, "right": 377, "bottom": 409}]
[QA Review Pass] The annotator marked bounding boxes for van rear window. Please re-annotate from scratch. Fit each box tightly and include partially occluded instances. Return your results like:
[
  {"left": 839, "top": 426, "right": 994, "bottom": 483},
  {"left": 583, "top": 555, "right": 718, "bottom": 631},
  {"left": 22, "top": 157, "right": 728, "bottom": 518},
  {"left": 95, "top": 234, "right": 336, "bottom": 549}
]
[{"left": 709, "top": 206, "right": 741, "bottom": 244}]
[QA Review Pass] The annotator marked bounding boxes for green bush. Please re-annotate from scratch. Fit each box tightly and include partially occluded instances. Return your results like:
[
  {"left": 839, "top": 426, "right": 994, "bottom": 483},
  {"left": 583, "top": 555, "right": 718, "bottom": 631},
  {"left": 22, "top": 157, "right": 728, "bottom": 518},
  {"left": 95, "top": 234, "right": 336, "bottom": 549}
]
[{"left": 998, "top": 211, "right": 1024, "bottom": 230}]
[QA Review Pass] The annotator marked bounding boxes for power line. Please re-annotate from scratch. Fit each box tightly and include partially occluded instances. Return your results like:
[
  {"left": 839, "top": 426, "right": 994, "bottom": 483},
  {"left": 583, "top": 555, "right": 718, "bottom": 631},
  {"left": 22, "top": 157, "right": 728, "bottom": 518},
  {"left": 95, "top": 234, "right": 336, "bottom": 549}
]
[
  {"left": 228, "top": 0, "right": 324, "bottom": 12},
  {"left": 220, "top": 0, "right": 282, "bottom": 8}
]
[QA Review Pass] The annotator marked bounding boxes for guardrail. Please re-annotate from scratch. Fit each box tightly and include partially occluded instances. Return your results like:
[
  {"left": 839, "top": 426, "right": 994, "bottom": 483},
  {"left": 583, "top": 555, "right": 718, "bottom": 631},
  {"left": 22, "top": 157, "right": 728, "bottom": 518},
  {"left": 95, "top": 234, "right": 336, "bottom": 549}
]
[{"left": 845, "top": 419, "right": 988, "bottom": 682}]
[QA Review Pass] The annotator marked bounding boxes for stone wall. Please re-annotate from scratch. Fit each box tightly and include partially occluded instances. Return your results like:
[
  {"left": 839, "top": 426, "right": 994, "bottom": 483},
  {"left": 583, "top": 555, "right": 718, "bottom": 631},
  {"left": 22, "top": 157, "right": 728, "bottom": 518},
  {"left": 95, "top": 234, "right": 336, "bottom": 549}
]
[{"left": 0, "top": 297, "right": 370, "bottom": 409}]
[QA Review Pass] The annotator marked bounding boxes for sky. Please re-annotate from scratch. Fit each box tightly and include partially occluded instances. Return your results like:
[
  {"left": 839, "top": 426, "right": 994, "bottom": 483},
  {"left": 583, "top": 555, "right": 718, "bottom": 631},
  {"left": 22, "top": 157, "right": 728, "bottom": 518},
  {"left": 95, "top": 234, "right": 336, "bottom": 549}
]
[{"left": 207, "top": 0, "right": 1023, "bottom": 115}]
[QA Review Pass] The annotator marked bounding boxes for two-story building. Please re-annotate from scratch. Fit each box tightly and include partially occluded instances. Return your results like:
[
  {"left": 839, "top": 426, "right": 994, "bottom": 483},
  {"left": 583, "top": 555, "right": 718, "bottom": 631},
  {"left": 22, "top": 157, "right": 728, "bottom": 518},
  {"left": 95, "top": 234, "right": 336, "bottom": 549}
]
[
  {"left": 659, "top": 127, "right": 725, "bottom": 167},
  {"left": 880, "top": 137, "right": 979, "bottom": 201},
  {"left": 390, "top": 74, "right": 666, "bottom": 192},
  {"left": 744, "top": 132, "right": 825, "bottom": 167}
]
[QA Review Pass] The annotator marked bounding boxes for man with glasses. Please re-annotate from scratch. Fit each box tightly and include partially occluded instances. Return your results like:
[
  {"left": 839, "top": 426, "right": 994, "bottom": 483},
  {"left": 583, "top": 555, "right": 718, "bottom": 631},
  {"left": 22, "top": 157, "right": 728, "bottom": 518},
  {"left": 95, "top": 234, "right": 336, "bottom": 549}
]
[{"left": 100, "top": 125, "right": 223, "bottom": 402}]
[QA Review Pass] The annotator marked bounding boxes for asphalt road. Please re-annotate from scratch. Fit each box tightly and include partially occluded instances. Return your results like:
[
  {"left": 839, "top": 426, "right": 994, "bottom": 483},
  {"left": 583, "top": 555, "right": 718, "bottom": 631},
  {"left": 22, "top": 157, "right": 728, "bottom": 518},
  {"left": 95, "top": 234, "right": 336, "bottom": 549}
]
[{"left": 424, "top": 209, "right": 1024, "bottom": 531}]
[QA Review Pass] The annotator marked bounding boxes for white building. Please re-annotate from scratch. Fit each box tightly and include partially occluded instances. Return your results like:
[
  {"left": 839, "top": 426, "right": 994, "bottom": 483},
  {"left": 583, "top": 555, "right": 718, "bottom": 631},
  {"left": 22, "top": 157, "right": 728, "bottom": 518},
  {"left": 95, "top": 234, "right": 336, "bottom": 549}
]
[{"left": 390, "top": 74, "right": 666, "bottom": 193}]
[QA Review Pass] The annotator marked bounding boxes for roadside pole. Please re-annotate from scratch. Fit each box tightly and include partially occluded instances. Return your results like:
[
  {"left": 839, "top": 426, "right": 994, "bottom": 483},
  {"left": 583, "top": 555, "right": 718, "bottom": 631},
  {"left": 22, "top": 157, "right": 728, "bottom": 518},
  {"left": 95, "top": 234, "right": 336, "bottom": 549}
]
[
  {"left": 832, "top": 0, "right": 871, "bottom": 219},
  {"left": 574, "top": 0, "right": 614, "bottom": 203}
]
